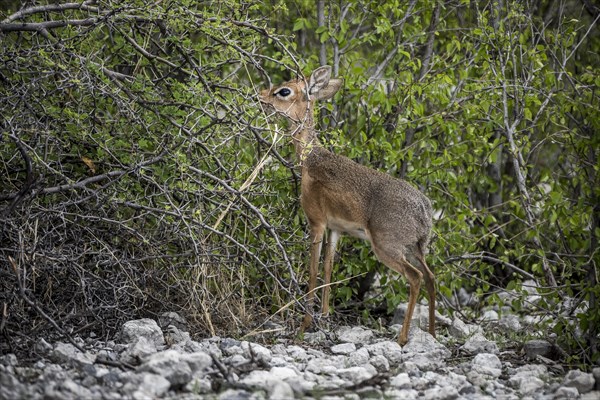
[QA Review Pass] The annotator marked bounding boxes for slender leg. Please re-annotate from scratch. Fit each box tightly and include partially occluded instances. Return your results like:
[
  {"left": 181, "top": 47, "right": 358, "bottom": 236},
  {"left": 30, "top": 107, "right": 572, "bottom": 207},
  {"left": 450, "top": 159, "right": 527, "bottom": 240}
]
[
  {"left": 371, "top": 242, "right": 423, "bottom": 345},
  {"left": 417, "top": 254, "right": 436, "bottom": 338},
  {"left": 321, "top": 230, "right": 341, "bottom": 316},
  {"left": 300, "top": 225, "right": 324, "bottom": 333},
  {"left": 397, "top": 263, "right": 423, "bottom": 345}
]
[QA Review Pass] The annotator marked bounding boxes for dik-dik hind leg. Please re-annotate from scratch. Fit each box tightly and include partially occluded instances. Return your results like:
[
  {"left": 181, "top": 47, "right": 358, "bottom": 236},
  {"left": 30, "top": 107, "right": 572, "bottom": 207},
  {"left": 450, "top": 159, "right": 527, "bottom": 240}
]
[
  {"left": 300, "top": 225, "right": 325, "bottom": 334},
  {"left": 397, "top": 263, "right": 423, "bottom": 345},
  {"left": 321, "top": 230, "right": 340, "bottom": 316},
  {"left": 372, "top": 244, "right": 423, "bottom": 345},
  {"left": 417, "top": 254, "right": 436, "bottom": 338}
]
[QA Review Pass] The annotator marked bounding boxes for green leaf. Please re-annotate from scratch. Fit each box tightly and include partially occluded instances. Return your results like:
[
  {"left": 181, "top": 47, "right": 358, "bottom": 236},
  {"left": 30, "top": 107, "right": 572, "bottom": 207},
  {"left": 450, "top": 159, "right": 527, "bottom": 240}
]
[{"left": 293, "top": 18, "right": 305, "bottom": 31}]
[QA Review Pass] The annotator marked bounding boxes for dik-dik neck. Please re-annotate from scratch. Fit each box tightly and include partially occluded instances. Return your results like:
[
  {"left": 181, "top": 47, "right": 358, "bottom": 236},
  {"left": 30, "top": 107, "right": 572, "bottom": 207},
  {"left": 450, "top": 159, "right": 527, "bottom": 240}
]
[
  {"left": 289, "top": 117, "right": 322, "bottom": 165},
  {"left": 291, "top": 124, "right": 321, "bottom": 165}
]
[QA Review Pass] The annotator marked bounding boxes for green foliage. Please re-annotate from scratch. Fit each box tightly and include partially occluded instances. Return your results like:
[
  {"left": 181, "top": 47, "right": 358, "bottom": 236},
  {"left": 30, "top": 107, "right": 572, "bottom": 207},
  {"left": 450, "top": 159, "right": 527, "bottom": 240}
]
[{"left": 1, "top": 0, "right": 598, "bottom": 365}]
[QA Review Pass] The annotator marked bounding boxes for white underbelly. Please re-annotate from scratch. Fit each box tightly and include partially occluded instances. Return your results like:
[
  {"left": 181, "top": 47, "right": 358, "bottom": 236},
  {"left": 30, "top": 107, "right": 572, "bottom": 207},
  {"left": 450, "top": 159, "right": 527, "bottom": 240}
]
[{"left": 327, "top": 217, "right": 370, "bottom": 241}]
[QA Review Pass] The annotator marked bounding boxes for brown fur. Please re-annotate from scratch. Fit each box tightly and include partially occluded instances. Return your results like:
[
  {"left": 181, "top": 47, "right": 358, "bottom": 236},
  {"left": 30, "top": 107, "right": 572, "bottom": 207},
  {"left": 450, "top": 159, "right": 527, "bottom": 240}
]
[{"left": 259, "top": 66, "right": 435, "bottom": 345}]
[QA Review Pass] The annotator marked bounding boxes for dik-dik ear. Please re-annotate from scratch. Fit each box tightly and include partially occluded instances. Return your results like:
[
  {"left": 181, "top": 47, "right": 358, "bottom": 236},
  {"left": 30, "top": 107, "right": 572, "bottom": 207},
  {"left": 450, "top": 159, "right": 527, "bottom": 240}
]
[{"left": 308, "top": 66, "right": 343, "bottom": 100}]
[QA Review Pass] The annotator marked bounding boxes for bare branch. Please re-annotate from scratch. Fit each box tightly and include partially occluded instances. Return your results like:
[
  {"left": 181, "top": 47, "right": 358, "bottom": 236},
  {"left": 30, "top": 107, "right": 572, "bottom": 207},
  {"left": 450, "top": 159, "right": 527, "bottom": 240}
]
[
  {"left": 445, "top": 253, "right": 536, "bottom": 281},
  {"left": 0, "top": 18, "right": 99, "bottom": 33},
  {"left": 418, "top": 2, "right": 440, "bottom": 81},
  {"left": 1, "top": 134, "right": 36, "bottom": 217},
  {"left": 2, "top": 1, "right": 99, "bottom": 23}
]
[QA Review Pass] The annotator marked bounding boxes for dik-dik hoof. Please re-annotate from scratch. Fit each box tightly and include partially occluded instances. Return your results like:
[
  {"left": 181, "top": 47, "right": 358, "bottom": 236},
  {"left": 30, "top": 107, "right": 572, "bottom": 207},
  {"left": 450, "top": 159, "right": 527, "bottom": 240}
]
[
  {"left": 300, "top": 314, "right": 313, "bottom": 333},
  {"left": 398, "top": 335, "right": 408, "bottom": 346}
]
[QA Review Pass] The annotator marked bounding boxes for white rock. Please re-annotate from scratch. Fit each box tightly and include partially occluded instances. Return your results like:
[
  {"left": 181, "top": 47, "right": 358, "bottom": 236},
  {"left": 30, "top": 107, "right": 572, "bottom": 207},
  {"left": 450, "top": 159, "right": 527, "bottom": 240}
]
[
  {"left": 0, "top": 373, "right": 28, "bottom": 400},
  {"left": 138, "top": 350, "right": 192, "bottom": 386},
  {"left": 193, "top": 339, "right": 222, "bottom": 358},
  {"left": 50, "top": 343, "right": 96, "bottom": 367},
  {"left": 121, "top": 319, "right": 165, "bottom": 346},
  {"left": 508, "top": 364, "right": 548, "bottom": 389},
  {"left": 460, "top": 333, "right": 499, "bottom": 354},
  {"left": 458, "top": 287, "right": 478, "bottom": 306},
  {"left": 225, "top": 354, "right": 247, "bottom": 366},
  {"left": 410, "top": 375, "right": 431, "bottom": 391},
  {"left": 554, "top": 386, "right": 579, "bottom": 399},
  {"left": 270, "top": 344, "right": 288, "bottom": 355},
  {"left": 241, "top": 341, "right": 272, "bottom": 364},
  {"left": 370, "top": 354, "right": 390, "bottom": 372},
  {"left": 240, "top": 370, "right": 274, "bottom": 387},
  {"left": 580, "top": 392, "right": 600, "bottom": 400},
  {"left": 170, "top": 339, "right": 201, "bottom": 353},
  {"left": 287, "top": 376, "right": 316, "bottom": 393},
  {"left": 337, "top": 326, "right": 374, "bottom": 344},
  {"left": 269, "top": 356, "right": 289, "bottom": 367},
  {"left": 467, "top": 370, "right": 494, "bottom": 388},
  {"left": 521, "top": 279, "right": 539, "bottom": 295},
  {"left": 384, "top": 388, "right": 420, "bottom": 399},
  {"left": 448, "top": 372, "right": 473, "bottom": 394},
  {"left": 331, "top": 342, "right": 356, "bottom": 355},
  {"left": 348, "top": 347, "right": 370, "bottom": 367},
  {"left": 131, "top": 373, "right": 170, "bottom": 400},
  {"left": 314, "top": 374, "right": 348, "bottom": 390},
  {"left": 307, "top": 348, "right": 326, "bottom": 358},
  {"left": 592, "top": 367, "right": 600, "bottom": 390},
  {"left": 268, "top": 381, "right": 294, "bottom": 399},
  {"left": 472, "top": 353, "right": 502, "bottom": 378},
  {"left": 336, "top": 364, "right": 377, "bottom": 383},
  {"left": 181, "top": 351, "right": 212, "bottom": 373},
  {"left": 220, "top": 338, "right": 243, "bottom": 356},
  {"left": 482, "top": 310, "right": 499, "bottom": 321},
  {"left": 406, "top": 354, "right": 446, "bottom": 372},
  {"left": 392, "top": 303, "right": 431, "bottom": 328},
  {"left": 365, "top": 341, "right": 403, "bottom": 365},
  {"left": 448, "top": 318, "right": 482, "bottom": 339},
  {"left": 34, "top": 338, "right": 53, "bottom": 355},
  {"left": 59, "top": 378, "right": 94, "bottom": 399},
  {"left": 306, "top": 355, "right": 346, "bottom": 374},
  {"left": 185, "top": 376, "right": 212, "bottom": 394},
  {"left": 519, "top": 376, "right": 545, "bottom": 395},
  {"left": 390, "top": 372, "right": 411, "bottom": 389},
  {"left": 120, "top": 336, "right": 157, "bottom": 364},
  {"left": 286, "top": 345, "right": 309, "bottom": 361},
  {"left": 498, "top": 315, "right": 521, "bottom": 332},
  {"left": 564, "top": 369, "right": 595, "bottom": 394},
  {"left": 423, "top": 386, "right": 459, "bottom": 400},
  {"left": 218, "top": 389, "right": 253, "bottom": 400},
  {"left": 402, "top": 327, "right": 449, "bottom": 359},
  {"left": 304, "top": 331, "right": 327, "bottom": 344},
  {"left": 270, "top": 366, "right": 299, "bottom": 380}
]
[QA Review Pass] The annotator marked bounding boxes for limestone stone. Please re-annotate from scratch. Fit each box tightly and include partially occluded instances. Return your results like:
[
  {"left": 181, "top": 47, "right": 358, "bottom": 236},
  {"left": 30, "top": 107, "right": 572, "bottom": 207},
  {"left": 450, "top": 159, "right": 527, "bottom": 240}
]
[
  {"left": 365, "top": 341, "right": 403, "bottom": 365},
  {"left": 121, "top": 319, "right": 165, "bottom": 347},
  {"left": 563, "top": 369, "right": 595, "bottom": 394},
  {"left": 331, "top": 342, "right": 356, "bottom": 355},
  {"left": 337, "top": 326, "right": 374, "bottom": 344}
]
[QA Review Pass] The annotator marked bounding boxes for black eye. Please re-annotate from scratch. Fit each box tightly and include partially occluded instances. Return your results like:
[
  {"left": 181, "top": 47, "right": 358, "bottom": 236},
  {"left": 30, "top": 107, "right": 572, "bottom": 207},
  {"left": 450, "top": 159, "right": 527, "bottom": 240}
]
[{"left": 276, "top": 88, "right": 291, "bottom": 97}]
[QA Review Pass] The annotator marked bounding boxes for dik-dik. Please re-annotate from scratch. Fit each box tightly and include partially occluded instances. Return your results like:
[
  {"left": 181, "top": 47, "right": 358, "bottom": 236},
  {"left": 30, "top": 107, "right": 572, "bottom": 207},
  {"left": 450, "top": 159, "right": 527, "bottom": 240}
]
[{"left": 259, "top": 65, "right": 435, "bottom": 345}]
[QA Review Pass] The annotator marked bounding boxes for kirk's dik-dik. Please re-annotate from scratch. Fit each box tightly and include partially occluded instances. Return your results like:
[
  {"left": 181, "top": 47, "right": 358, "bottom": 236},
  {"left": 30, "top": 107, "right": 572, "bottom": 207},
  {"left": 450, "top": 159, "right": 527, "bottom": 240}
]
[{"left": 259, "top": 66, "right": 435, "bottom": 345}]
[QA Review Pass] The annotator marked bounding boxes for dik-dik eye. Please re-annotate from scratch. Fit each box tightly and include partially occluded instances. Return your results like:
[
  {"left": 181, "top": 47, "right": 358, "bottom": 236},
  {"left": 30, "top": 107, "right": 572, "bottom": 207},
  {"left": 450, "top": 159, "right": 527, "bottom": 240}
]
[{"left": 275, "top": 88, "right": 292, "bottom": 97}]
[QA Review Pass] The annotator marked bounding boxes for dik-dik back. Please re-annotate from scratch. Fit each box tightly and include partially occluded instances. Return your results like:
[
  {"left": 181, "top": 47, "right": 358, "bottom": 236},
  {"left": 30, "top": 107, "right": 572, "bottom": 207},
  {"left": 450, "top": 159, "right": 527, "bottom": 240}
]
[{"left": 260, "top": 65, "right": 436, "bottom": 345}]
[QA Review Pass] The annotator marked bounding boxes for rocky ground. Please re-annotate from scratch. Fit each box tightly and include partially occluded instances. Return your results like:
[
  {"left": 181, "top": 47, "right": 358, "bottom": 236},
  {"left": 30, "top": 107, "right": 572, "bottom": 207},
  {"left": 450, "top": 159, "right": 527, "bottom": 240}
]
[{"left": 1, "top": 310, "right": 599, "bottom": 400}]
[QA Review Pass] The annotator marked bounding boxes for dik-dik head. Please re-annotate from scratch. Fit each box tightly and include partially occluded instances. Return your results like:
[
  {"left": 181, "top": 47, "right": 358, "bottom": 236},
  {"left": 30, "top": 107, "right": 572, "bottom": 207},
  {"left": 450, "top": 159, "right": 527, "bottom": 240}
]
[{"left": 259, "top": 65, "right": 343, "bottom": 123}]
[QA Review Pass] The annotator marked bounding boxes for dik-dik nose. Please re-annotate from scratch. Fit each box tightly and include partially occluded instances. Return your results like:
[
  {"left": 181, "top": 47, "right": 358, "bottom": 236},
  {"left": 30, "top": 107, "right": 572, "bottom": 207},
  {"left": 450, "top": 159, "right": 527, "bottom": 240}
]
[{"left": 258, "top": 89, "right": 271, "bottom": 104}]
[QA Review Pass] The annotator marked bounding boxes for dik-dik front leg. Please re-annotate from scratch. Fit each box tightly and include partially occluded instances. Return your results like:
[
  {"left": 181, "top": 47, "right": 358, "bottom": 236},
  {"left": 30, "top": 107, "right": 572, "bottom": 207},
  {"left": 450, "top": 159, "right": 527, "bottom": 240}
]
[
  {"left": 321, "top": 230, "right": 340, "bottom": 316},
  {"left": 300, "top": 225, "right": 325, "bottom": 333}
]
